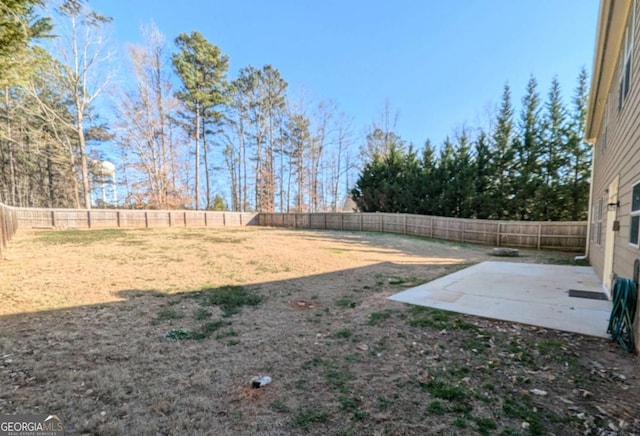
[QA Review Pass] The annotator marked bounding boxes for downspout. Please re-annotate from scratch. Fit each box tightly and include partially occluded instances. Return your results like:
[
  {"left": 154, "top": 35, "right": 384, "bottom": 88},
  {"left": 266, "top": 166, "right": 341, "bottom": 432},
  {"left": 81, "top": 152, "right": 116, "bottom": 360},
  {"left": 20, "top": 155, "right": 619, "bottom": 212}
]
[{"left": 584, "top": 140, "right": 596, "bottom": 259}]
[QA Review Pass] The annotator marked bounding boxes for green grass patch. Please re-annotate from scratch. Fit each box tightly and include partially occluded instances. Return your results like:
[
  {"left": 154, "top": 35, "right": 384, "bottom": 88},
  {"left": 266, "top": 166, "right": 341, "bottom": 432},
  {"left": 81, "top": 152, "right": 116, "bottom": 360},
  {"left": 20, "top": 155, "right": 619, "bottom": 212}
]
[
  {"left": 154, "top": 308, "right": 185, "bottom": 323},
  {"left": 164, "top": 319, "right": 231, "bottom": 341},
  {"left": 215, "top": 329, "right": 238, "bottom": 339},
  {"left": 194, "top": 308, "right": 212, "bottom": 320},
  {"left": 324, "top": 367, "right": 354, "bottom": 392},
  {"left": 201, "top": 320, "right": 231, "bottom": 334},
  {"left": 453, "top": 417, "right": 467, "bottom": 428},
  {"left": 409, "top": 306, "right": 485, "bottom": 333},
  {"left": 164, "top": 328, "right": 204, "bottom": 340},
  {"left": 291, "top": 406, "right": 329, "bottom": 429},
  {"left": 335, "top": 297, "right": 358, "bottom": 308},
  {"left": 368, "top": 309, "right": 394, "bottom": 326},
  {"left": 426, "top": 400, "right": 447, "bottom": 415},
  {"left": 333, "top": 328, "right": 353, "bottom": 339},
  {"left": 37, "top": 229, "right": 130, "bottom": 245},
  {"left": 476, "top": 417, "right": 497, "bottom": 435},
  {"left": 502, "top": 395, "right": 545, "bottom": 435},
  {"left": 270, "top": 400, "right": 290, "bottom": 413},
  {"left": 377, "top": 396, "right": 390, "bottom": 411},
  {"left": 423, "top": 379, "right": 470, "bottom": 402},
  {"left": 199, "top": 285, "right": 263, "bottom": 317}
]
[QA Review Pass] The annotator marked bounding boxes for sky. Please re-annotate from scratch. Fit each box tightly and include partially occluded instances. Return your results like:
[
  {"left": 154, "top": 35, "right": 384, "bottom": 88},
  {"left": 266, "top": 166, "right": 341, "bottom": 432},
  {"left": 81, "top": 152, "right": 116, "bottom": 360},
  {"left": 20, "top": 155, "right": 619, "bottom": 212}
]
[{"left": 91, "top": 0, "right": 600, "bottom": 149}]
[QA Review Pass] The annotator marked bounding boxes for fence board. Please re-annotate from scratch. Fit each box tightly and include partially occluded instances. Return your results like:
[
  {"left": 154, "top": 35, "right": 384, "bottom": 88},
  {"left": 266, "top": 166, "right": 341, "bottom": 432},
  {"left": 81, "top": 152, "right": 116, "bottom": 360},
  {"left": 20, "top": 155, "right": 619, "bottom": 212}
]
[
  {"left": 9, "top": 206, "right": 587, "bottom": 251},
  {"left": 259, "top": 212, "right": 587, "bottom": 251},
  {"left": 0, "top": 203, "right": 18, "bottom": 257},
  {"left": 13, "top": 208, "right": 258, "bottom": 230}
]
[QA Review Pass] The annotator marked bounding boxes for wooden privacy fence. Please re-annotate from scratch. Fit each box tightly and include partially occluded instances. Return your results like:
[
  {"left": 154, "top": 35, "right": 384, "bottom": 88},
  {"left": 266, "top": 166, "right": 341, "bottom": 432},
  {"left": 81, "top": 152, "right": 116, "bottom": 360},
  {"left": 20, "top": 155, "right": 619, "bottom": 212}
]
[
  {"left": 260, "top": 212, "right": 588, "bottom": 251},
  {"left": 10, "top": 206, "right": 587, "bottom": 251},
  {"left": 14, "top": 208, "right": 259, "bottom": 229},
  {"left": 0, "top": 202, "right": 19, "bottom": 258}
]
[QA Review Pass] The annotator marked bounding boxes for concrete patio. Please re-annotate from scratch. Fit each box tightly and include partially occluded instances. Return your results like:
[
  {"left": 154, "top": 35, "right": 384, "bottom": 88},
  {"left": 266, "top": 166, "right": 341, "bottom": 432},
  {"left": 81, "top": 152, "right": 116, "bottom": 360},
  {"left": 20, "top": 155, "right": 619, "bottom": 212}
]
[{"left": 389, "top": 261, "right": 612, "bottom": 338}]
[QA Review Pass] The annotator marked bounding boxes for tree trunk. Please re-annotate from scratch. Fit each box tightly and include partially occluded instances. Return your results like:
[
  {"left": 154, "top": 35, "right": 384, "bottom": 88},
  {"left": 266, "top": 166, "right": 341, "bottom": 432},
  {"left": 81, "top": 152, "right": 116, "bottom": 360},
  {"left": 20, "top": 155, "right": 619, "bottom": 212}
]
[
  {"left": 203, "top": 117, "right": 210, "bottom": 209},
  {"left": 194, "top": 101, "right": 200, "bottom": 210},
  {"left": 77, "top": 113, "right": 92, "bottom": 209}
]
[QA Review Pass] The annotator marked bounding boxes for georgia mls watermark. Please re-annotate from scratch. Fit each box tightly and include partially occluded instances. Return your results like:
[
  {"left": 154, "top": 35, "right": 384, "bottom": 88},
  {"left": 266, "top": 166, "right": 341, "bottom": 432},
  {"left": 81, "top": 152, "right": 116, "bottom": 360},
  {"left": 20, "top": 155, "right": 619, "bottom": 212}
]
[{"left": 0, "top": 415, "right": 64, "bottom": 436}]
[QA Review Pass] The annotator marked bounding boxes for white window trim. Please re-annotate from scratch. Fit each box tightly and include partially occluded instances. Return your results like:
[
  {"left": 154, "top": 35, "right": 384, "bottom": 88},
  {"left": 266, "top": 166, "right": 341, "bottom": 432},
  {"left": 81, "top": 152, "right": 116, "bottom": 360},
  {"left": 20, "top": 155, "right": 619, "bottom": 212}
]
[
  {"left": 619, "top": 0, "right": 636, "bottom": 111},
  {"left": 597, "top": 197, "right": 604, "bottom": 246},
  {"left": 630, "top": 180, "right": 640, "bottom": 248}
]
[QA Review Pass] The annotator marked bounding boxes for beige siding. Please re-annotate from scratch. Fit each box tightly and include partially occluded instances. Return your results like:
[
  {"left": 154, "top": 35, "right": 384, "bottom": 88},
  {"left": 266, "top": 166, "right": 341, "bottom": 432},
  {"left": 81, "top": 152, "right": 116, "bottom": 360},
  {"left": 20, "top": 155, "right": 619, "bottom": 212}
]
[{"left": 590, "top": 0, "right": 640, "bottom": 282}]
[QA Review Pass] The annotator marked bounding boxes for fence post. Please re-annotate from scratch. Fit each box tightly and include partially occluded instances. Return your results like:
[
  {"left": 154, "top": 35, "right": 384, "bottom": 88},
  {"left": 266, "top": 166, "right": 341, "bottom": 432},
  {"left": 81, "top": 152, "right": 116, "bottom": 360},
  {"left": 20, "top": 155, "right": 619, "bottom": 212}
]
[
  {"left": 403, "top": 215, "right": 407, "bottom": 234},
  {"left": 51, "top": 210, "right": 56, "bottom": 228},
  {"left": 184, "top": 212, "right": 187, "bottom": 227},
  {"left": 144, "top": 211, "right": 149, "bottom": 228},
  {"left": 341, "top": 214, "right": 344, "bottom": 230},
  {"left": 116, "top": 211, "right": 121, "bottom": 228},
  {"left": 496, "top": 223, "right": 501, "bottom": 247},
  {"left": 222, "top": 212, "right": 226, "bottom": 226},
  {"left": 168, "top": 212, "right": 172, "bottom": 227},
  {"left": 359, "top": 214, "right": 363, "bottom": 231},
  {"left": 461, "top": 220, "right": 465, "bottom": 243},
  {"left": 324, "top": 214, "right": 327, "bottom": 229},
  {"left": 87, "top": 210, "right": 92, "bottom": 229},
  {"left": 380, "top": 214, "right": 383, "bottom": 233},
  {"left": 240, "top": 213, "right": 243, "bottom": 226},
  {"left": 537, "top": 223, "right": 542, "bottom": 250},
  {"left": 204, "top": 212, "right": 208, "bottom": 227},
  {"left": 430, "top": 217, "right": 434, "bottom": 238}
]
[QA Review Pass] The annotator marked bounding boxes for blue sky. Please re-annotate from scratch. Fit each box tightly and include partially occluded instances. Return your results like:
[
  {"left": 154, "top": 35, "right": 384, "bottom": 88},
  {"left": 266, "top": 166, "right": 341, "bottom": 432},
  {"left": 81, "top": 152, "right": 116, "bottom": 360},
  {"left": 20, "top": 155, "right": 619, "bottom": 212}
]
[{"left": 93, "top": 0, "right": 599, "bottom": 148}]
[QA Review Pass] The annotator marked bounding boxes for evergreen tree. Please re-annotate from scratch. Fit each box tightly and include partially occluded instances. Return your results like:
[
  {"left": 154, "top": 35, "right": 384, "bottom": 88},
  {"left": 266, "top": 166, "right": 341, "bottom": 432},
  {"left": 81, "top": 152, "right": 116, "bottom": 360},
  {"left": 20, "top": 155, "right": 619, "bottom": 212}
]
[
  {"left": 0, "top": 0, "right": 52, "bottom": 87},
  {"left": 512, "top": 76, "right": 543, "bottom": 219},
  {"left": 536, "top": 77, "right": 569, "bottom": 220},
  {"left": 172, "top": 31, "right": 229, "bottom": 210},
  {"left": 415, "top": 140, "right": 438, "bottom": 215},
  {"left": 451, "top": 132, "right": 474, "bottom": 218},
  {"left": 435, "top": 138, "right": 456, "bottom": 217},
  {"left": 489, "top": 84, "right": 516, "bottom": 219},
  {"left": 472, "top": 132, "right": 492, "bottom": 219},
  {"left": 563, "top": 67, "right": 591, "bottom": 220}
]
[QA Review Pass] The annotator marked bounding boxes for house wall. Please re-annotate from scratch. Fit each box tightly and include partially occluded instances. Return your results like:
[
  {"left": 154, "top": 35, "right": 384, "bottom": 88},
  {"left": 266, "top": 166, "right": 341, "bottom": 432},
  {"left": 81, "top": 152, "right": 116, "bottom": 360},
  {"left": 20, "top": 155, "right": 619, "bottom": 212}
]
[{"left": 590, "top": 0, "right": 640, "bottom": 285}]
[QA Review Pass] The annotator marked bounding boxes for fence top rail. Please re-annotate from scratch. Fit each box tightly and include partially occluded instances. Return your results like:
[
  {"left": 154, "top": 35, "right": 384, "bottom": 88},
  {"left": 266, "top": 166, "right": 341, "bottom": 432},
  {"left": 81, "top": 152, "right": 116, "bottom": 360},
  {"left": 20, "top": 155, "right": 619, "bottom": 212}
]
[
  {"left": 262, "top": 212, "right": 586, "bottom": 226},
  {"left": 12, "top": 207, "right": 256, "bottom": 214}
]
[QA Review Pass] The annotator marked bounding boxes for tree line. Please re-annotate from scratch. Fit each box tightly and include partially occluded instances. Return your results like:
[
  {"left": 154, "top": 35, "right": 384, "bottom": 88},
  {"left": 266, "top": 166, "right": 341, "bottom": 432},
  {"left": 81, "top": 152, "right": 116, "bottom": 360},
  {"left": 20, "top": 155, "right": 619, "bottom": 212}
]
[
  {"left": 1, "top": 1, "right": 591, "bottom": 221},
  {"left": 351, "top": 70, "right": 591, "bottom": 222},
  {"left": 0, "top": 0, "right": 358, "bottom": 212}
]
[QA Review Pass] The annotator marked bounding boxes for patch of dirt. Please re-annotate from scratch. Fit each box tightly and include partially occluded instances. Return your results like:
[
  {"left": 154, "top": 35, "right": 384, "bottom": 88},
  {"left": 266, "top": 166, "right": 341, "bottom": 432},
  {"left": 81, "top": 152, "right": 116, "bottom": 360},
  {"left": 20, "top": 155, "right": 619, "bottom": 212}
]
[{"left": 0, "top": 227, "right": 638, "bottom": 435}]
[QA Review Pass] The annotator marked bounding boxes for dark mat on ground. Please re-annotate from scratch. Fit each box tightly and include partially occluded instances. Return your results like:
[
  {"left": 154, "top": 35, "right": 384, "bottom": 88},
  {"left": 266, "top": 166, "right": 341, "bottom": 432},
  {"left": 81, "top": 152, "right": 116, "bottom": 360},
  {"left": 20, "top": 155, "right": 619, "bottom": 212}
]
[{"left": 568, "top": 289, "right": 608, "bottom": 300}]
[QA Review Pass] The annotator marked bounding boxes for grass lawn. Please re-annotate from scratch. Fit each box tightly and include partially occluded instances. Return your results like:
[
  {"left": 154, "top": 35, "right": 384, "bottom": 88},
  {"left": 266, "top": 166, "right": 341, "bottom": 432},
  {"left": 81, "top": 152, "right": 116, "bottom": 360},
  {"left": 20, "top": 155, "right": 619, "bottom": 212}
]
[{"left": 0, "top": 227, "right": 637, "bottom": 434}]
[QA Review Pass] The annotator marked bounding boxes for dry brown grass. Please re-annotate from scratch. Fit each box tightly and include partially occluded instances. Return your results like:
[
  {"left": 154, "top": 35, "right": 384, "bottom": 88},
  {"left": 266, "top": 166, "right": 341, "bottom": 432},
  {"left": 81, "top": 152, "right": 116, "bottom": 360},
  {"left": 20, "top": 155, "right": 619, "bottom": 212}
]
[{"left": 0, "top": 227, "right": 638, "bottom": 435}]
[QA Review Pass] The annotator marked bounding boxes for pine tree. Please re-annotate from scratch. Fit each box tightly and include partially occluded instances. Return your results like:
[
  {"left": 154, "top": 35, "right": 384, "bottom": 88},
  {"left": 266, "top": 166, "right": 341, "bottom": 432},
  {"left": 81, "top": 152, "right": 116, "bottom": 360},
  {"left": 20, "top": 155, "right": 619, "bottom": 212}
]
[
  {"left": 0, "top": 0, "right": 52, "bottom": 88},
  {"left": 489, "top": 84, "right": 516, "bottom": 219},
  {"left": 172, "top": 31, "right": 229, "bottom": 210},
  {"left": 435, "top": 138, "right": 456, "bottom": 217},
  {"left": 512, "top": 76, "right": 543, "bottom": 219},
  {"left": 472, "top": 132, "right": 492, "bottom": 219},
  {"left": 451, "top": 132, "right": 474, "bottom": 218},
  {"left": 536, "top": 77, "right": 568, "bottom": 220},
  {"left": 415, "top": 140, "right": 437, "bottom": 215},
  {"left": 563, "top": 67, "right": 591, "bottom": 220}
]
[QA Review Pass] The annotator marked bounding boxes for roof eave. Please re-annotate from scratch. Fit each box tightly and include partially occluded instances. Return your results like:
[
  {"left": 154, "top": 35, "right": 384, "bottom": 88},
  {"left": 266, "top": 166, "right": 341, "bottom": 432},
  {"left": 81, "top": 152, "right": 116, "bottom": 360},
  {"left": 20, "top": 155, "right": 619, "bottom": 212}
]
[{"left": 585, "top": 0, "right": 632, "bottom": 143}]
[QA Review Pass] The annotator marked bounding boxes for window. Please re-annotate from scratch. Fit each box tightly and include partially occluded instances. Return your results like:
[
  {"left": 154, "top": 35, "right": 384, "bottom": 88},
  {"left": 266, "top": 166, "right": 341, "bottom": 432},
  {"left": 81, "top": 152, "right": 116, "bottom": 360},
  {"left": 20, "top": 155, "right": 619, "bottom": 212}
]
[
  {"left": 631, "top": 182, "right": 640, "bottom": 246},
  {"left": 618, "top": 2, "right": 635, "bottom": 111},
  {"left": 597, "top": 197, "right": 603, "bottom": 245},
  {"left": 591, "top": 205, "right": 597, "bottom": 242}
]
